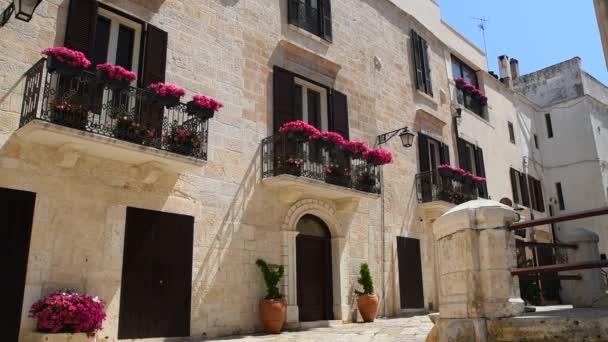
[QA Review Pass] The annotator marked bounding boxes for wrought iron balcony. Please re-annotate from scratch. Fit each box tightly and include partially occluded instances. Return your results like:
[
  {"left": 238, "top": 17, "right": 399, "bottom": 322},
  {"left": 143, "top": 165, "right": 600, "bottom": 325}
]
[
  {"left": 18, "top": 58, "right": 208, "bottom": 160},
  {"left": 261, "top": 133, "right": 381, "bottom": 195},
  {"left": 415, "top": 169, "right": 479, "bottom": 205}
]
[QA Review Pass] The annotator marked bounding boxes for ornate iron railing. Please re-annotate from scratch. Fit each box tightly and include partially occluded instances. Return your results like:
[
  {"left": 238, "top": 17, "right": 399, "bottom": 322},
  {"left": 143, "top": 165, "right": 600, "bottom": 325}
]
[
  {"left": 415, "top": 169, "right": 479, "bottom": 204},
  {"left": 288, "top": 0, "right": 321, "bottom": 36},
  {"left": 261, "top": 133, "right": 381, "bottom": 194},
  {"left": 19, "top": 58, "right": 208, "bottom": 160}
]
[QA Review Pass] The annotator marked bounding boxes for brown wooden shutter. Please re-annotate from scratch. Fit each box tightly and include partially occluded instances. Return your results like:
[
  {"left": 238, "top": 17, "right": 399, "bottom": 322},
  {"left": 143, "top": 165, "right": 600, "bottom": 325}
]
[
  {"left": 64, "top": 0, "right": 98, "bottom": 58},
  {"left": 140, "top": 24, "right": 168, "bottom": 134},
  {"left": 329, "top": 89, "right": 348, "bottom": 139},
  {"left": 411, "top": 30, "right": 424, "bottom": 92},
  {"left": 273, "top": 67, "right": 297, "bottom": 133},
  {"left": 418, "top": 133, "right": 429, "bottom": 172},
  {"left": 439, "top": 143, "right": 450, "bottom": 165},
  {"left": 457, "top": 138, "right": 471, "bottom": 172},
  {"left": 320, "top": 0, "right": 332, "bottom": 42},
  {"left": 421, "top": 38, "right": 433, "bottom": 96},
  {"left": 520, "top": 173, "right": 530, "bottom": 208},
  {"left": 475, "top": 146, "right": 487, "bottom": 198},
  {"left": 510, "top": 168, "right": 520, "bottom": 204},
  {"left": 535, "top": 179, "right": 545, "bottom": 212}
]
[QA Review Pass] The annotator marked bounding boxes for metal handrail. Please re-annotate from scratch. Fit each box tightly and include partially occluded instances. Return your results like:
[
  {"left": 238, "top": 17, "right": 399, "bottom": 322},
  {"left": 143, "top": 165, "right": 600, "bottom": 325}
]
[{"left": 508, "top": 207, "right": 608, "bottom": 231}]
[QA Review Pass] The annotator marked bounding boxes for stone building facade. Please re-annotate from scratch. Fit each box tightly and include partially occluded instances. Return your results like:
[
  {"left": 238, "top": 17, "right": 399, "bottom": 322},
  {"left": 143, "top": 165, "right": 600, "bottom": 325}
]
[{"left": 0, "top": 0, "right": 593, "bottom": 341}]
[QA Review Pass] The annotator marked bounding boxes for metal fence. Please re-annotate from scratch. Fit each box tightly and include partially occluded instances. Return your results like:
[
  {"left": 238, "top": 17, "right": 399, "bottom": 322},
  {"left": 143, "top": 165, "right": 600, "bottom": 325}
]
[{"left": 415, "top": 169, "right": 479, "bottom": 204}]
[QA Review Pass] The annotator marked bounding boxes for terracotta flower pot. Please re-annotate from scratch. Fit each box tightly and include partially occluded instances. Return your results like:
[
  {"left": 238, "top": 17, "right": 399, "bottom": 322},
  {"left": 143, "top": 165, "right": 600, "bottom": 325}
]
[
  {"left": 357, "top": 294, "right": 379, "bottom": 322},
  {"left": 259, "top": 299, "right": 286, "bottom": 334}
]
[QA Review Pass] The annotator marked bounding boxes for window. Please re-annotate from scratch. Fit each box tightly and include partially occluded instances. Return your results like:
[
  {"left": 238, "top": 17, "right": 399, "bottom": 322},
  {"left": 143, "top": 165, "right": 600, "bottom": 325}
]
[
  {"left": 451, "top": 56, "right": 484, "bottom": 116},
  {"left": 508, "top": 122, "right": 515, "bottom": 144},
  {"left": 534, "top": 134, "right": 539, "bottom": 149},
  {"left": 457, "top": 138, "right": 487, "bottom": 198},
  {"left": 288, "top": 0, "right": 332, "bottom": 41},
  {"left": 411, "top": 30, "right": 433, "bottom": 96},
  {"left": 527, "top": 175, "right": 545, "bottom": 212},
  {"left": 545, "top": 113, "right": 554, "bottom": 138},
  {"left": 294, "top": 78, "right": 329, "bottom": 131},
  {"left": 556, "top": 182, "right": 565, "bottom": 210},
  {"left": 418, "top": 133, "right": 449, "bottom": 173},
  {"left": 510, "top": 168, "right": 530, "bottom": 207}
]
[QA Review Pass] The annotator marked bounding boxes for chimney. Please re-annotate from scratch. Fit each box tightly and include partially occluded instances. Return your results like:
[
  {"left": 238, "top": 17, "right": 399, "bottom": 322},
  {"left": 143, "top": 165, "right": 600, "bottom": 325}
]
[
  {"left": 498, "top": 55, "right": 513, "bottom": 88},
  {"left": 510, "top": 58, "right": 520, "bottom": 79}
]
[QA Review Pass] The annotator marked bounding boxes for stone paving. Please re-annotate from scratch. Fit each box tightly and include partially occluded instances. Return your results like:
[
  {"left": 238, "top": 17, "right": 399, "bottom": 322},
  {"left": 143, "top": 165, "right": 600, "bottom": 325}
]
[{"left": 208, "top": 315, "right": 434, "bottom": 342}]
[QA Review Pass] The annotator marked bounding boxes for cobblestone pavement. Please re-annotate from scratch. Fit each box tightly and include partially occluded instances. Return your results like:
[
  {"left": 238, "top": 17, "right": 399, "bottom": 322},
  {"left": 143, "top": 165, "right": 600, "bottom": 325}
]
[{"left": 209, "top": 315, "right": 433, "bottom": 342}]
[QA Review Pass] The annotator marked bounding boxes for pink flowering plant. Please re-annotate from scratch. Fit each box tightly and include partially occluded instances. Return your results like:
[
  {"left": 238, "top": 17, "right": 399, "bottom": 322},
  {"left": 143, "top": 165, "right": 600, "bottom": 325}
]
[
  {"left": 147, "top": 82, "right": 186, "bottom": 106},
  {"left": 454, "top": 77, "right": 488, "bottom": 103},
  {"left": 29, "top": 290, "right": 106, "bottom": 336},
  {"left": 165, "top": 121, "right": 202, "bottom": 154},
  {"left": 363, "top": 148, "right": 393, "bottom": 166},
  {"left": 42, "top": 47, "right": 91, "bottom": 69},
  {"left": 96, "top": 63, "right": 137, "bottom": 82},
  {"left": 113, "top": 115, "right": 156, "bottom": 145},
  {"left": 340, "top": 140, "right": 369, "bottom": 159},
  {"left": 191, "top": 95, "right": 223, "bottom": 112},
  {"left": 316, "top": 131, "right": 345, "bottom": 150},
  {"left": 279, "top": 120, "right": 320, "bottom": 141}
]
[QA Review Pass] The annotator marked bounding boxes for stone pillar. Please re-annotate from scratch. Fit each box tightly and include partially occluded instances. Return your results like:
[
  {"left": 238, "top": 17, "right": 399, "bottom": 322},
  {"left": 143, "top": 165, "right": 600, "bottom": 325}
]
[
  {"left": 331, "top": 236, "right": 349, "bottom": 321},
  {"left": 282, "top": 230, "right": 300, "bottom": 323},
  {"left": 430, "top": 200, "right": 524, "bottom": 342},
  {"left": 559, "top": 228, "right": 606, "bottom": 307}
]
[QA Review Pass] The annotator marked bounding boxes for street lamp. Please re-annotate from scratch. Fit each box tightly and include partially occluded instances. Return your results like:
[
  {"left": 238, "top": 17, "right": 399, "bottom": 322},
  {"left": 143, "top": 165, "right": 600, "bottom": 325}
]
[
  {"left": 375, "top": 126, "right": 415, "bottom": 147},
  {"left": 1, "top": 0, "right": 41, "bottom": 27}
]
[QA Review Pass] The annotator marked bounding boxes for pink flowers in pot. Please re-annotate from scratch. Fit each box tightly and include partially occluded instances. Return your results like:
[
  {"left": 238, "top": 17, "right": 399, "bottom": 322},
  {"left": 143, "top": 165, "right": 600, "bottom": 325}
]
[
  {"left": 363, "top": 148, "right": 393, "bottom": 166},
  {"left": 191, "top": 94, "right": 223, "bottom": 112},
  {"left": 454, "top": 77, "right": 488, "bottom": 102},
  {"left": 437, "top": 165, "right": 486, "bottom": 183},
  {"left": 317, "top": 131, "right": 345, "bottom": 146},
  {"left": 341, "top": 140, "right": 369, "bottom": 158},
  {"left": 279, "top": 120, "right": 321, "bottom": 139},
  {"left": 147, "top": 82, "right": 186, "bottom": 98},
  {"left": 96, "top": 63, "right": 137, "bottom": 82},
  {"left": 29, "top": 291, "right": 106, "bottom": 337},
  {"left": 41, "top": 47, "right": 91, "bottom": 69}
]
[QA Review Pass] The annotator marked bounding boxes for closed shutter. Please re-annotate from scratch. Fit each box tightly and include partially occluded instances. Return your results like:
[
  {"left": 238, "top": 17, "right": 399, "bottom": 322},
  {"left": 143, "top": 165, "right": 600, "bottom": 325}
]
[
  {"left": 273, "top": 67, "right": 298, "bottom": 133},
  {"left": 439, "top": 143, "right": 450, "bottom": 165},
  {"left": 287, "top": 0, "right": 298, "bottom": 25},
  {"left": 411, "top": 30, "right": 424, "bottom": 92},
  {"left": 329, "top": 90, "right": 349, "bottom": 139},
  {"left": 457, "top": 138, "right": 471, "bottom": 172},
  {"left": 528, "top": 175, "right": 537, "bottom": 210},
  {"left": 140, "top": 24, "right": 168, "bottom": 134},
  {"left": 535, "top": 179, "right": 545, "bottom": 212},
  {"left": 421, "top": 38, "right": 433, "bottom": 96},
  {"left": 520, "top": 173, "right": 530, "bottom": 208},
  {"left": 64, "top": 0, "right": 98, "bottom": 58},
  {"left": 418, "top": 134, "right": 429, "bottom": 172},
  {"left": 475, "top": 146, "right": 487, "bottom": 198},
  {"left": 510, "top": 168, "right": 520, "bottom": 204},
  {"left": 320, "top": 0, "right": 332, "bottom": 42}
]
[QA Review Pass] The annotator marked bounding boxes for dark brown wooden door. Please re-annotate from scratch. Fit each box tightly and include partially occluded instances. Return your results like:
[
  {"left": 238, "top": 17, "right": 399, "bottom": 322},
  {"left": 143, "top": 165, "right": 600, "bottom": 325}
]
[
  {"left": 296, "top": 235, "right": 333, "bottom": 321},
  {"left": 0, "top": 187, "right": 36, "bottom": 342},
  {"left": 118, "top": 207, "right": 194, "bottom": 339},
  {"left": 397, "top": 237, "right": 425, "bottom": 309}
]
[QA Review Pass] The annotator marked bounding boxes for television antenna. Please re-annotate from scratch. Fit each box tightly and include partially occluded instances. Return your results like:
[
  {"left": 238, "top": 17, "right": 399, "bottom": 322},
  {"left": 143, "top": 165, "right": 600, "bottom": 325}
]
[{"left": 471, "top": 16, "right": 489, "bottom": 67}]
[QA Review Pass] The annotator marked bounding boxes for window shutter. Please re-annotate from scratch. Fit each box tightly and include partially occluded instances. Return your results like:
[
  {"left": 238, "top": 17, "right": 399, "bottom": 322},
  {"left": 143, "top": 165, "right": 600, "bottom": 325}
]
[
  {"left": 457, "top": 138, "right": 470, "bottom": 172},
  {"left": 475, "top": 146, "right": 488, "bottom": 198},
  {"left": 287, "top": 0, "right": 298, "bottom": 25},
  {"left": 535, "top": 179, "right": 545, "bottom": 212},
  {"left": 421, "top": 39, "right": 433, "bottom": 96},
  {"left": 418, "top": 133, "right": 430, "bottom": 172},
  {"left": 520, "top": 173, "right": 530, "bottom": 208},
  {"left": 527, "top": 175, "right": 537, "bottom": 210},
  {"left": 411, "top": 30, "right": 424, "bottom": 92},
  {"left": 64, "top": 0, "right": 98, "bottom": 58},
  {"left": 510, "top": 168, "right": 520, "bottom": 204},
  {"left": 273, "top": 67, "right": 298, "bottom": 133},
  {"left": 320, "top": 0, "right": 332, "bottom": 42},
  {"left": 439, "top": 143, "right": 450, "bottom": 165},
  {"left": 140, "top": 24, "right": 168, "bottom": 133},
  {"left": 329, "top": 89, "right": 349, "bottom": 139}
]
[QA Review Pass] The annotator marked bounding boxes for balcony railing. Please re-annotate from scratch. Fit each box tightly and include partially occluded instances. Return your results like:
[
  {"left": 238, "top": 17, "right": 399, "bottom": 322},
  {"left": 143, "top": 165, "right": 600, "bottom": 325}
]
[
  {"left": 19, "top": 58, "right": 208, "bottom": 160},
  {"left": 261, "top": 133, "right": 381, "bottom": 194},
  {"left": 415, "top": 170, "right": 479, "bottom": 205},
  {"left": 456, "top": 88, "right": 485, "bottom": 116},
  {"left": 288, "top": 0, "right": 321, "bottom": 36}
]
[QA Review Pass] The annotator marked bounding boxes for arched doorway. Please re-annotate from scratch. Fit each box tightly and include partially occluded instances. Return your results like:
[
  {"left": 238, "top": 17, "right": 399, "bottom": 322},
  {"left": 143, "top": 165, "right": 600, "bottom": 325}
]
[{"left": 296, "top": 214, "right": 333, "bottom": 321}]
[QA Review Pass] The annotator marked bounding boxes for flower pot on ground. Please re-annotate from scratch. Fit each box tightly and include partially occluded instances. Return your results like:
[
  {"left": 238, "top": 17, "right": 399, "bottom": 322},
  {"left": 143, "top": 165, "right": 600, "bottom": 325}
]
[
  {"left": 147, "top": 82, "right": 186, "bottom": 108},
  {"left": 95, "top": 63, "right": 137, "bottom": 90},
  {"left": 42, "top": 47, "right": 91, "bottom": 76},
  {"left": 256, "top": 259, "right": 286, "bottom": 334},
  {"left": 48, "top": 100, "right": 89, "bottom": 130},
  {"left": 187, "top": 94, "right": 223, "bottom": 120},
  {"left": 355, "top": 263, "right": 379, "bottom": 323}
]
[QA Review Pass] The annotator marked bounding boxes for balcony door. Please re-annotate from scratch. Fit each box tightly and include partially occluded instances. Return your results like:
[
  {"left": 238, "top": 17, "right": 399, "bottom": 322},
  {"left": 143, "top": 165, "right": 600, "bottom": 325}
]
[
  {"left": 418, "top": 133, "right": 449, "bottom": 202},
  {"left": 295, "top": 77, "right": 328, "bottom": 164}
]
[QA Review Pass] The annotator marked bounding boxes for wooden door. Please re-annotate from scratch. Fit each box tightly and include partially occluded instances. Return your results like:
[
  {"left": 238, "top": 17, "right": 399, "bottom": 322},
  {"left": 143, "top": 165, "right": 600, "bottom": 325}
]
[
  {"left": 397, "top": 237, "right": 425, "bottom": 309},
  {"left": 118, "top": 207, "right": 194, "bottom": 339},
  {"left": 296, "top": 235, "right": 333, "bottom": 321},
  {"left": 0, "top": 187, "right": 36, "bottom": 342}
]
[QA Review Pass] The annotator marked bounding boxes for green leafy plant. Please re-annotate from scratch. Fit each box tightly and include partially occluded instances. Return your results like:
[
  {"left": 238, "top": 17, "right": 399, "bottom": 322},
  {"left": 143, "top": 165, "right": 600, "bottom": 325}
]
[
  {"left": 256, "top": 259, "right": 285, "bottom": 300},
  {"left": 355, "top": 263, "right": 374, "bottom": 296}
]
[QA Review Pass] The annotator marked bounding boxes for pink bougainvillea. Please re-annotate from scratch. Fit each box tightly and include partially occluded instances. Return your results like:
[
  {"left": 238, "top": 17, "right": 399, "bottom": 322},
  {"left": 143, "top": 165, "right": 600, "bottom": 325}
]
[
  {"left": 363, "top": 148, "right": 393, "bottom": 166},
  {"left": 41, "top": 47, "right": 91, "bottom": 69},
  {"left": 29, "top": 291, "right": 106, "bottom": 337},
  {"left": 278, "top": 120, "right": 320, "bottom": 139},
  {"left": 454, "top": 77, "right": 466, "bottom": 86},
  {"left": 454, "top": 77, "right": 487, "bottom": 101},
  {"left": 191, "top": 94, "right": 224, "bottom": 112},
  {"left": 147, "top": 82, "right": 186, "bottom": 98},
  {"left": 340, "top": 140, "right": 369, "bottom": 158},
  {"left": 316, "top": 131, "right": 345, "bottom": 146},
  {"left": 96, "top": 63, "right": 137, "bottom": 82}
]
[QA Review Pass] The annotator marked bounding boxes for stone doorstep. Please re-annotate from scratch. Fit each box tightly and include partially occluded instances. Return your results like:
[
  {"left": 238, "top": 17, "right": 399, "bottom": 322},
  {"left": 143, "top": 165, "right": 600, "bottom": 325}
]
[{"left": 284, "top": 320, "right": 343, "bottom": 330}]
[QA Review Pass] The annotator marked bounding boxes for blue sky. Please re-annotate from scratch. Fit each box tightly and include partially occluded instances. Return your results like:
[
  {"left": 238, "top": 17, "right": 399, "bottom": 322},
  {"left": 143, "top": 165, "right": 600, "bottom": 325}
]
[{"left": 437, "top": 1, "right": 608, "bottom": 84}]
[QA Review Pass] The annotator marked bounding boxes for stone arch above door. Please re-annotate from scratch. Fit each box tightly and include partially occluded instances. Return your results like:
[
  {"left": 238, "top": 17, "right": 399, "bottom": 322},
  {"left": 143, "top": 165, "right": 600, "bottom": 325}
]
[{"left": 282, "top": 199, "right": 342, "bottom": 237}]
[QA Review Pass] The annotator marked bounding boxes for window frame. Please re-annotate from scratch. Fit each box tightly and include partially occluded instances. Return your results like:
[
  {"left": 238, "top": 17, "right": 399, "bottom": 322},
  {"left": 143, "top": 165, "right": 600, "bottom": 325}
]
[
  {"left": 412, "top": 30, "right": 433, "bottom": 97},
  {"left": 451, "top": 55, "right": 485, "bottom": 117},
  {"left": 534, "top": 134, "right": 539, "bottom": 149},
  {"left": 294, "top": 77, "right": 329, "bottom": 131},
  {"left": 288, "top": 0, "right": 331, "bottom": 41},
  {"left": 508, "top": 121, "right": 515, "bottom": 144},
  {"left": 556, "top": 182, "right": 565, "bottom": 210},
  {"left": 545, "top": 113, "right": 554, "bottom": 138}
]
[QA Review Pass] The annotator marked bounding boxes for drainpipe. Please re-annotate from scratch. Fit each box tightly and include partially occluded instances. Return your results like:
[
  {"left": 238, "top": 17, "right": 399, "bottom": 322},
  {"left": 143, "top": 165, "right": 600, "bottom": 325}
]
[{"left": 380, "top": 167, "right": 387, "bottom": 318}]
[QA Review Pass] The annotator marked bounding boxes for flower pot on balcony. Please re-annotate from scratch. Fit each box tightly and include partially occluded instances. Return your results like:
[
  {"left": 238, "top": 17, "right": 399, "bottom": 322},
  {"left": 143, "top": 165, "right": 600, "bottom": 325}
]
[
  {"left": 96, "top": 69, "right": 130, "bottom": 90},
  {"left": 46, "top": 56, "right": 84, "bottom": 76},
  {"left": 437, "top": 167, "right": 453, "bottom": 178},
  {"left": 357, "top": 294, "right": 379, "bottom": 322},
  {"left": 49, "top": 104, "right": 88, "bottom": 130},
  {"left": 148, "top": 93, "right": 181, "bottom": 108},
  {"left": 259, "top": 299, "right": 286, "bottom": 334},
  {"left": 186, "top": 101, "right": 215, "bottom": 120}
]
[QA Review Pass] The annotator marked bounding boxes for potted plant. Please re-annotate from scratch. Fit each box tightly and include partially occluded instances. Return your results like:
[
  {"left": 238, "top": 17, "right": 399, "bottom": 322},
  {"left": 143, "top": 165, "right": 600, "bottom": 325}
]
[
  {"left": 316, "top": 131, "right": 345, "bottom": 152},
  {"left": 355, "top": 170, "right": 378, "bottom": 193},
  {"left": 324, "top": 163, "right": 351, "bottom": 187},
  {"left": 452, "top": 167, "right": 466, "bottom": 181},
  {"left": 164, "top": 121, "right": 202, "bottom": 156},
  {"left": 95, "top": 63, "right": 137, "bottom": 89},
  {"left": 354, "top": 263, "right": 379, "bottom": 323},
  {"left": 255, "top": 259, "right": 286, "bottom": 334},
  {"left": 28, "top": 290, "right": 106, "bottom": 340},
  {"left": 363, "top": 147, "right": 393, "bottom": 166},
  {"left": 437, "top": 164, "right": 454, "bottom": 177},
  {"left": 48, "top": 100, "right": 89, "bottom": 130},
  {"left": 282, "top": 157, "right": 303, "bottom": 176},
  {"left": 278, "top": 120, "right": 320, "bottom": 143},
  {"left": 187, "top": 94, "right": 223, "bottom": 120},
  {"left": 147, "top": 82, "right": 186, "bottom": 107},
  {"left": 340, "top": 140, "right": 369, "bottom": 160},
  {"left": 113, "top": 115, "right": 155, "bottom": 144},
  {"left": 454, "top": 77, "right": 467, "bottom": 89},
  {"left": 41, "top": 47, "right": 91, "bottom": 75}
]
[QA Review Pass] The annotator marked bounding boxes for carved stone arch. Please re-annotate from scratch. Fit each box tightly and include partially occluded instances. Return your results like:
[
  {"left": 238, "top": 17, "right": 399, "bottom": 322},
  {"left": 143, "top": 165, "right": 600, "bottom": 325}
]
[{"left": 282, "top": 199, "right": 342, "bottom": 237}]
